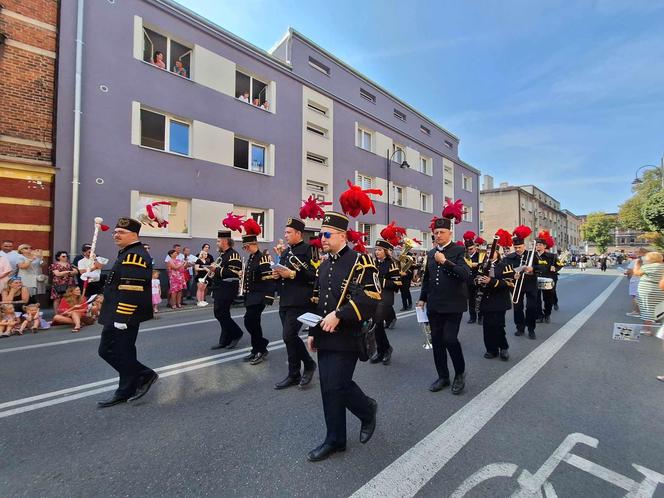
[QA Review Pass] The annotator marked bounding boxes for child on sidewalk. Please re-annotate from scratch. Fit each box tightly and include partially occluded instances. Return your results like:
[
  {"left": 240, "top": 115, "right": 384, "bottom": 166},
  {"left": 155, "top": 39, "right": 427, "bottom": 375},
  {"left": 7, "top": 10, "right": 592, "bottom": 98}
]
[{"left": 152, "top": 270, "right": 162, "bottom": 314}]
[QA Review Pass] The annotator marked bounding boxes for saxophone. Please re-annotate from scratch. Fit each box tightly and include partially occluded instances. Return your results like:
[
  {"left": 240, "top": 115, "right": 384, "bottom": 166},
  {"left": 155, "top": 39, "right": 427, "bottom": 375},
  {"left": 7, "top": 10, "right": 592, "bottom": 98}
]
[{"left": 399, "top": 238, "right": 416, "bottom": 274}]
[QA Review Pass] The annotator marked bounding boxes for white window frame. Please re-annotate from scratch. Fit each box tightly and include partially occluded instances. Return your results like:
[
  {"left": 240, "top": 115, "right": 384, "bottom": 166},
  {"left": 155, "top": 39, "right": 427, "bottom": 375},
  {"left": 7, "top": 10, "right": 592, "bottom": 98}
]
[
  {"left": 307, "top": 100, "right": 328, "bottom": 116},
  {"left": 306, "top": 152, "right": 328, "bottom": 166},
  {"left": 308, "top": 56, "right": 330, "bottom": 75},
  {"left": 421, "top": 232, "right": 432, "bottom": 250},
  {"left": 392, "top": 184, "right": 404, "bottom": 206},
  {"left": 462, "top": 174, "right": 473, "bottom": 192},
  {"left": 358, "top": 222, "right": 375, "bottom": 247},
  {"left": 463, "top": 206, "right": 473, "bottom": 222},
  {"left": 420, "top": 192, "right": 431, "bottom": 212},
  {"left": 479, "top": 220, "right": 484, "bottom": 232},
  {"left": 306, "top": 122, "right": 328, "bottom": 138},
  {"left": 234, "top": 137, "right": 270, "bottom": 175},
  {"left": 420, "top": 125, "right": 431, "bottom": 136},
  {"left": 306, "top": 180, "right": 328, "bottom": 194},
  {"left": 139, "top": 107, "right": 191, "bottom": 157},
  {"left": 356, "top": 173, "right": 373, "bottom": 191},
  {"left": 393, "top": 143, "right": 405, "bottom": 165},
  {"left": 394, "top": 109, "right": 406, "bottom": 122},
  {"left": 480, "top": 200, "right": 484, "bottom": 212},
  {"left": 142, "top": 25, "right": 193, "bottom": 79},
  {"left": 132, "top": 191, "right": 191, "bottom": 238},
  {"left": 360, "top": 88, "right": 376, "bottom": 103},
  {"left": 357, "top": 127, "right": 373, "bottom": 152},
  {"left": 235, "top": 69, "right": 270, "bottom": 109},
  {"left": 420, "top": 156, "right": 432, "bottom": 176}
]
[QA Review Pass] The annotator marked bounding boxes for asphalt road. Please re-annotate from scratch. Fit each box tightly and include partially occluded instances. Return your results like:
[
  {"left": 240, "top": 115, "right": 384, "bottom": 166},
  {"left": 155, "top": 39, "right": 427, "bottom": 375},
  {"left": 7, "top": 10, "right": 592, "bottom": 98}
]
[{"left": 1, "top": 272, "right": 663, "bottom": 497}]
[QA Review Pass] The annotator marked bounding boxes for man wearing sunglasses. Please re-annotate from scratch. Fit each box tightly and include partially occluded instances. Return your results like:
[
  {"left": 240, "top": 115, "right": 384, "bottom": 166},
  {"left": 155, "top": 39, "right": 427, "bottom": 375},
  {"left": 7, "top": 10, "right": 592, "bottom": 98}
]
[{"left": 305, "top": 212, "right": 381, "bottom": 462}]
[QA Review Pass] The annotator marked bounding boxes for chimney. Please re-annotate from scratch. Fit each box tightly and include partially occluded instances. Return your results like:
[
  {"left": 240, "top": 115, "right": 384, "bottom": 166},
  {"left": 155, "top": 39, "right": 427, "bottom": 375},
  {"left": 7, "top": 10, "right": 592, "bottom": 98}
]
[
  {"left": 482, "top": 175, "right": 494, "bottom": 190},
  {"left": 499, "top": 182, "right": 509, "bottom": 188}
]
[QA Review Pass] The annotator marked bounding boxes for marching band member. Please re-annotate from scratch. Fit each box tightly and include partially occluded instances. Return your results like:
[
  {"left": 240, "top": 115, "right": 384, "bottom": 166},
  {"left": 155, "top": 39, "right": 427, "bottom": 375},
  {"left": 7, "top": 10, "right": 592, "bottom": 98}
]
[
  {"left": 503, "top": 226, "right": 538, "bottom": 339},
  {"left": 97, "top": 217, "right": 157, "bottom": 407},
  {"left": 306, "top": 211, "right": 381, "bottom": 462},
  {"left": 370, "top": 239, "right": 401, "bottom": 366},
  {"left": 477, "top": 230, "right": 514, "bottom": 361},
  {"left": 463, "top": 231, "right": 484, "bottom": 325},
  {"left": 272, "top": 217, "right": 318, "bottom": 390},
  {"left": 240, "top": 220, "right": 274, "bottom": 365},
  {"left": 533, "top": 231, "right": 558, "bottom": 324},
  {"left": 398, "top": 244, "right": 414, "bottom": 311},
  {"left": 417, "top": 200, "right": 471, "bottom": 395},
  {"left": 210, "top": 229, "right": 244, "bottom": 350}
]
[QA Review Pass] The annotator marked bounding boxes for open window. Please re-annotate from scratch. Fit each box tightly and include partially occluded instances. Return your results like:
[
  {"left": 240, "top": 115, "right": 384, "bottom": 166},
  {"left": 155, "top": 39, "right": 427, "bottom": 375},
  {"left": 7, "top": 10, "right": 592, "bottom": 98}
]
[
  {"left": 142, "top": 26, "right": 191, "bottom": 78},
  {"left": 235, "top": 70, "right": 269, "bottom": 109},
  {"left": 234, "top": 137, "right": 267, "bottom": 174},
  {"left": 140, "top": 108, "right": 190, "bottom": 156}
]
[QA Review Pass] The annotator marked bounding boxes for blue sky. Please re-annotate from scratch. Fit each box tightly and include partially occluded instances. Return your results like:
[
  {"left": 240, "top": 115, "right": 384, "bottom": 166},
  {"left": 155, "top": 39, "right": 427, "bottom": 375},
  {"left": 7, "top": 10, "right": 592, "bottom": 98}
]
[{"left": 178, "top": 0, "right": 664, "bottom": 215}]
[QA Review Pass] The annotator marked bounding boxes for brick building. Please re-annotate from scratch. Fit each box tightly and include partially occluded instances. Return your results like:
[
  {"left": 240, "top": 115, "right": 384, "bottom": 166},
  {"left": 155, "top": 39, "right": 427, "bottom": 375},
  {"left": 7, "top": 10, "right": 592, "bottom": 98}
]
[{"left": 0, "top": 1, "right": 58, "bottom": 254}]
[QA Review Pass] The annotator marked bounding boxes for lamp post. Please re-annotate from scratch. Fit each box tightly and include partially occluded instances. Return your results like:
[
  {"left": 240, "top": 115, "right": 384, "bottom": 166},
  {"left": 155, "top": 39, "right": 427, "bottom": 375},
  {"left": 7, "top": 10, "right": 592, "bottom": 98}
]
[
  {"left": 632, "top": 155, "right": 664, "bottom": 189},
  {"left": 386, "top": 148, "right": 410, "bottom": 225}
]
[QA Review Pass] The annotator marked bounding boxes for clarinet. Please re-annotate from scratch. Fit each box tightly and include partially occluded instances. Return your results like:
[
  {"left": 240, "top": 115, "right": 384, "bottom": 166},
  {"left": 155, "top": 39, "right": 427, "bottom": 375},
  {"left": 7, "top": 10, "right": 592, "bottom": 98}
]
[{"left": 474, "top": 236, "right": 499, "bottom": 314}]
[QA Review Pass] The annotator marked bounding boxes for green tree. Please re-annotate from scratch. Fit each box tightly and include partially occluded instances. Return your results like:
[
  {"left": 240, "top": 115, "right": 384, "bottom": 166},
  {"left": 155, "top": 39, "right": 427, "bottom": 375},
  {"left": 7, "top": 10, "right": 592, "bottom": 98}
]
[
  {"left": 581, "top": 212, "right": 617, "bottom": 253},
  {"left": 618, "top": 169, "right": 661, "bottom": 230},
  {"left": 642, "top": 190, "right": 664, "bottom": 232}
]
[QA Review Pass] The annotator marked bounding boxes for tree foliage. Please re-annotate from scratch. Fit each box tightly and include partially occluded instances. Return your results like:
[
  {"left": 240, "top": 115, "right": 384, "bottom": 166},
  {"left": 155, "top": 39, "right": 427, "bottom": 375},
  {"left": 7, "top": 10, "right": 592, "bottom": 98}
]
[
  {"left": 618, "top": 169, "right": 661, "bottom": 230},
  {"left": 642, "top": 190, "right": 664, "bottom": 232},
  {"left": 581, "top": 211, "right": 617, "bottom": 253}
]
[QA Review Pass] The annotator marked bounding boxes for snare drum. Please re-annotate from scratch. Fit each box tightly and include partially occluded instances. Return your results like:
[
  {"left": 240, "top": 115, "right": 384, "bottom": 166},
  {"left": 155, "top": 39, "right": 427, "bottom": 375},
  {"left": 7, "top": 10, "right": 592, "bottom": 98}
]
[{"left": 537, "top": 277, "right": 554, "bottom": 290}]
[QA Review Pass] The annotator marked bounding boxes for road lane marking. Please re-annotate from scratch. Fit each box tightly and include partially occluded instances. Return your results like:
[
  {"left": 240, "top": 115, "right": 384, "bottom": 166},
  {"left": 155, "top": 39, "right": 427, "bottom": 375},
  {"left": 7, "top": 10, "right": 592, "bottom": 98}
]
[
  {"left": 0, "top": 290, "right": 423, "bottom": 354},
  {"left": 0, "top": 311, "right": 417, "bottom": 417},
  {"left": 350, "top": 276, "right": 622, "bottom": 498}
]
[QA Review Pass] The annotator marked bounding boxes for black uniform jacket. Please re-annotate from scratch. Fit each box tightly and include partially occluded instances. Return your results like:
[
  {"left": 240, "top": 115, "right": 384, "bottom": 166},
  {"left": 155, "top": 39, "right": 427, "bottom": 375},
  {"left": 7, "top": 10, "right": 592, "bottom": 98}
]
[
  {"left": 400, "top": 253, "right": 414, "bottom": 282},
  {"left": 420, "top": 242, "right": 471, "bottom": 313},
  {"left": 533, "top": 251, "right": 558, "bottom": 279},
  {"left": 465, "top": 250, "right": 485, "bottom": 282},
  {"left": 376, "top": 256, "right": 401, "bottom": 307},
  {"left": 277, "top": 241, "right": 317, "bottom": 308},
  {"left": 243, "top": 251, "right": 276, "bottom": 307},
  {"left": 99, "top": 241, "right": 153, "bottom": 326},
  {"left": 209, "top": 247, "right": 242, "bottom": 297},
  {"left": 503, "top": 250, "right": 538, "bottom": 293},
  {"left": 309, "top": 246, "right": 381, "bottom": 352},
  {"left": 479, "top": 260, "right": 515, "bottom": 313}
]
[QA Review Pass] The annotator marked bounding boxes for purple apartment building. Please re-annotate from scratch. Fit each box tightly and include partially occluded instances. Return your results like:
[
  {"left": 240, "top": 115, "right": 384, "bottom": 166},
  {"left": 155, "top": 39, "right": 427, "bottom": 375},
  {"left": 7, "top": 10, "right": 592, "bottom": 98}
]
[{"left": 55, "top": 0, "right": 480, "bottom": 262}]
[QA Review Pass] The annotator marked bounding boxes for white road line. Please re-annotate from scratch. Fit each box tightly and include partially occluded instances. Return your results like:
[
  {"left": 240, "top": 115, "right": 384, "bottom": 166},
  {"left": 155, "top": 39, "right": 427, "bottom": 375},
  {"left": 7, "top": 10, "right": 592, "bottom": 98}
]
[
  {"left": 350, "top": 277, "right": 622, "bottom": 498},
  {"left": 0, "top": 311, "right": 416, "bottom": 418},
  {"left": 0, "top": 290, "right": 423, "bottom": 354}
]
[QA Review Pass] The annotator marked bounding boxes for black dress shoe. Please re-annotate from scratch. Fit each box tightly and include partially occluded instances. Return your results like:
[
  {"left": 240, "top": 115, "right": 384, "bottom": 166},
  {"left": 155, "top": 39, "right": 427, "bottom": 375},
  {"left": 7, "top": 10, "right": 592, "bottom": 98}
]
[
  {"left": 243, "top": 352, "right": 256, "bottom": 362},
  {"left": 299, "top": 363, "right": 317, "bottom": 388},
  {"left": 369, "top": 352, "right": 383, "bottom": 364},
  {"left": 451, "top": 373, "right": 465, "bottom": 395},
  {"left": 360, "top": 398, "right": 378, "bottom": 443},
  {"left": 544, "top": 315, "right": 551, "bottom": 323},
  {"left": 467, "top": 318, "right": 476, "bottom": 324},
  {"left": 499, "top": 349, "right": 510, "bottom": 361},
  {"left": 387, "top": 318, "right": 397, "bottom": 329},
  {"left": 250, "top": 351, "right": 268, "bottom": 365},
  {"left": 226, "top": 338, "right": 241, "bottom": 349},
  {"left": 128, "top": 372, "right": 159, "bottom": 402},
  {"left": 399, "top": 307, "right": 407, "bottom": 312},
  {"left": 528, "top": 330, "right": 537, "bottom": 340},
  {"left": 274, "top": 376, "right": 300, "bottom": 390},
  {"left": 515, "top": 329, "right": 525, "bottom": 336},
  {"left": 483, "top": 351, "right": 498, "bottom": 359},
  {"left": 97, "top": 394, "right": 128, "bottom": 408},
  {"left": 553, "top": 304, "right": 559, "bottom": 311},
  {"left": 307, "top": 443, "right": 346, "bottom": 462},
  {"left": 211, "top": 343, "right": 226, "bottom": 350},
  {"left": 429, "top": 377, "right": 450, "bottom": 392},
  {"left": 382, "top": 346, "right": 393, "bottom": 365}
]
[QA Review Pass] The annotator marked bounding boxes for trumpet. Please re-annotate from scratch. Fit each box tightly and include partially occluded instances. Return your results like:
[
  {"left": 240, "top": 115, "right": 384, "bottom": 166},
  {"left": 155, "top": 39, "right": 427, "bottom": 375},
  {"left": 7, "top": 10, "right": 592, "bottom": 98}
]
[
  {"left": 288, "top": 252, "right": 308, "bottom": 272},
  {"left": 421, "top": 321, "right": 432, "bottom": 350},
  {"left": 511, "top": 240, "right": 536, "bottom": 305},
  {"left": 199, "top": 255, "right": 223, "bottom": 284},
  {"left": 238, "top": 257, "right": 247, "bottom": 297}
]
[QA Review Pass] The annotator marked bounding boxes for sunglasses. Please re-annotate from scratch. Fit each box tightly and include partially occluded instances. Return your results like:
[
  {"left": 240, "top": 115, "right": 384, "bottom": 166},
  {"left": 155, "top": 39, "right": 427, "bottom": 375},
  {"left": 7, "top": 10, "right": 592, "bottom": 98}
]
[
  {"left": 322, "top": 232, "right": 335, "bottom": 239},
  {"left": 60, "top": 254, "right": 69, "bottom": 258}
]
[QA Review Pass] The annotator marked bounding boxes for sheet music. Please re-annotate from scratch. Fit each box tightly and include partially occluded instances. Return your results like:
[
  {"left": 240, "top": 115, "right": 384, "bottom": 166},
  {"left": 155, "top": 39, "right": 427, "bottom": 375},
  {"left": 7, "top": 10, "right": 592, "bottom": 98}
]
[{"left": 415, "top": 306, "right": 429, "bottom": 323}]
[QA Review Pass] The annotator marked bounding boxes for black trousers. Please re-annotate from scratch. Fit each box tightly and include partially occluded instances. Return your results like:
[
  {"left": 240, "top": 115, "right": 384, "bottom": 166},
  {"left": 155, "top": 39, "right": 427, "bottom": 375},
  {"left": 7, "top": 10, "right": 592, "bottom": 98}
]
[
  {"left": 400, "top": 278, "right": 412, "bottom": 309},
  {"left": 213, "top": 290, "right": 243, "bottom": 346},
  {"left": 482, "top": 311, "right": 509, "bottom": 353},
  {"left": 513, "top": 288, "right": 538, "bottom": 331},
  {"left": 98, "top": 323, "right": 154, "bottom": 398},
  {"left": 552, "top": 277, "right": 559, "bottom": 306},
  {"left": 467, "top": 285, "right": 479, "bottom": 320},
  {"left": 427, "top": 311, "right": 465, "bottom": 379},
  {"left": 374, "top": 302, "right": 392, "bottom": 356},
  {"left": 318, "top": 349, "right": 373, "bottom": 446},
  {"left": 537, "top": 289, "right": 555, "bottom": 317},
  {"left": 280, "top": 307, "right": 315, "bottom": 377},
  {"left": 244, "top": 304, "right": 268, "bottom": 354}
]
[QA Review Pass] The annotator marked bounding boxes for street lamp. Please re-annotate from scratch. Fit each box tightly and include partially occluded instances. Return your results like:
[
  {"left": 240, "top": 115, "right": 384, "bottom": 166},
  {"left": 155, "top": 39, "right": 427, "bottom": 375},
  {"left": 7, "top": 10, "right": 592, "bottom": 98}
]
[
  {"left": 632, "top": 155, "right": 664, "bottom": 189},
  {"left": 386, "top": 148, "right": 410, "bottom": 224}
]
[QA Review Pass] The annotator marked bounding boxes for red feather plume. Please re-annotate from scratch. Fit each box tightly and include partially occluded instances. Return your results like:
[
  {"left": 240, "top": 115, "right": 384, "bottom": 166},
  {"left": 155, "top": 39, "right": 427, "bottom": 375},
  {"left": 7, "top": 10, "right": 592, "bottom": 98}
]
[
  {"left": 300, "top": 195, "right": 332, "bottom": 220},
  {"left": 380, "top": 221, "right": 407, "bottom": 246},
  {"left": 309, "top": 237, "right": 323, "bottom": 249},
  {"left": 100, "top": 224, "right": 109, "bottom": 232},
  {"left": 223, "top": 212, "right": 245, "bottom": 232},
  {"left": 496, "top": 229, "right": 513, "bottom": 248},
  {"left": 538, "top": 230, "right": 556, "bottom": 249},
  {"left": 455, "top": 240, "right": 465, "bottom": 247},
  {"left": 429, "top": 216, "right": 439, "bottom": 231},
  {"left": 339, "top": 180, "right": 383, "bottom": 218},
  {"left": 442, "top": 199, "right": 464, "bottom": 225},
  {"left": 242, "top": 218, "right": 262, "bottom": 236},
  {"left": 353, "top": 238, "right": 368, "bottom": 254},
  {"left": 346, "top": 229, "right": 368, "bottom": 244},
  {"left": 412, "top": 238, "right": 422, "bottom": 245},
  {"left": 474, "top": 236, "right": 486, "bottom": 245},
  {"left": 463, "top": 230, "right": 476, "bottom": 241},
  {"left": 512, "top": 225, "right": 532, "bottom": 240}
]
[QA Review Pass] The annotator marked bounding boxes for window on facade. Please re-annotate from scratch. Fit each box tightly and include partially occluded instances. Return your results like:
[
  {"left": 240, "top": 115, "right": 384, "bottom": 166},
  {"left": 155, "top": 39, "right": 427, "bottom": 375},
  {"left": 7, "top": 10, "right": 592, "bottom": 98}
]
[
  {"left": 420, "top": 125, "right": 431, "bottom": 136},
  {"left": 307, "top": 100, "right": 328, "bottom": 116},
  {"left": 444, "top": 140, "right": 453, "bottom": 149},
  {"left": 420, "top": 193, "right": 431, "bottom": 212},
  {"left": 360, "top": 88, "right": 376, "bottom": 103},
  {"left": 358, "top": 223, "right": 374, "bottom": 246},
  {"left": 463, "top": 206, "right": 472, "bottom": 222},
  {"left": 357, "top": 128, "right": 372, "bottom": 151},
  {"left": 420, "top": 156, "right": 432, "bottom": 175},
  {"left": 444, "top": 178, "right": 452, "bottom": 187},
  {"left": 356, "top": 173, "right": 373, "bottom": 191},
  {"left": 393, "top": 144, "right": 405, "bottom": 165},
  {"left": 235, "top": 70, "right": 268, "bottom": 108},
  {"left": 480, "top": 200, "right": 484, "bottom": 212},
  {"left": 142, "top": 27, "right": 191, "bottom": 78},
  {"left": 306, "top": 123, "right": 328, "bottom": 138},
  {"left": 462, "top": 175, "right": 473, "bottom": 192},
  {"left": 140, "top": 108, "right": 190, "bottom": 155},
  {"left": 308, "top": 56, "right": 330, "bottom": 75},
  {"left": 479, "top": 220, "right": 484, "bottom": 232},
  {"left": 392, "top": 185, "right": 404, "bottom": 206},
  {"left": 306, "top": 152, "right": 327, "bottom": 165},
  {"left": 306, "top": 180, "right": 327, "bottom": 194},
  {"left": 135, "top": 192, "right": 190, "bottom": 236},
  {"left": 394, "top": 109, "right": 406, "bottom": 121},
  {"left": 233, "top": 137, "right": 266, "bottom": 174}
]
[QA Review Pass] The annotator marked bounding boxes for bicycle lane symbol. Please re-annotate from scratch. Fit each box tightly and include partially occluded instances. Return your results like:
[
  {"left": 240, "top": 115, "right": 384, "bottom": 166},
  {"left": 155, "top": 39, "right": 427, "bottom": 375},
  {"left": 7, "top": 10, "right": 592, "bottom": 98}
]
[{"left": 450, "top": 433, "right": 664, "bottom": 498}]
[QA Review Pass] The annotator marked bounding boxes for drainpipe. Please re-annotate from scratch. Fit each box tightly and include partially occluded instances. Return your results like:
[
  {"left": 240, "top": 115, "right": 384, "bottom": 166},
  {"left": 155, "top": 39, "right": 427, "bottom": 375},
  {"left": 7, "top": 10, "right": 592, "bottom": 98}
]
[{"left": 70, "top": 0, "right": 84, "bottom": 256}]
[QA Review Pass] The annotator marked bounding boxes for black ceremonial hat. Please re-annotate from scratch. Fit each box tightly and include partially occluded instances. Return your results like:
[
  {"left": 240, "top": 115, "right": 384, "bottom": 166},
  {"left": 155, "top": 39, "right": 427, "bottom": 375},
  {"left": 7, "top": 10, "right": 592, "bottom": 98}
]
[
  {"left": 286, "top": 217, "right": 305, "bottom": 232},
  {"left": 375, "top": 239, "right": 394, "bottom": 250},
  {"left": 218, "top": 230, "right": 232, "bottom": 239},
  {"left": 321, "top": 211, "right": 349, "bottom": 231},
  {"left": 433, "top": 218, "right": 452, "bottom": 230},
  {"left": 115, "top": 217, "right": 141, "bottom": 234},
  {"left": 241, "top": 234, "right": 258, "bottom": 244}
]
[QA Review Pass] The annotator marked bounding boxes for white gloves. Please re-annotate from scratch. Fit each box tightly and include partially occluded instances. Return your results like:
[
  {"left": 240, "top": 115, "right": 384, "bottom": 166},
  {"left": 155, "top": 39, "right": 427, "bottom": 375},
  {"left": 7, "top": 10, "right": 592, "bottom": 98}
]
[{"left": 114, "top": 322, "right": 128, "bottom": 330}]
